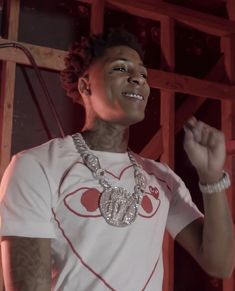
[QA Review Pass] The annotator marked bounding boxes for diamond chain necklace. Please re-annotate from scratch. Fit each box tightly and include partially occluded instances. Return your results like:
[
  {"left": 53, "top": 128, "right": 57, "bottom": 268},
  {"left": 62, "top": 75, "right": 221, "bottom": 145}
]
[{"left": 72, "top": 133, "right": 147, "bottom": 227}]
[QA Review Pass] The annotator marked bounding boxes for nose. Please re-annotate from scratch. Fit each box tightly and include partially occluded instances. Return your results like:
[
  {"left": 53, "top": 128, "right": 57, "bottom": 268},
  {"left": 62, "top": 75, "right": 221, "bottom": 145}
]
[{"left": 128, "top": 74, "right": 145, "bottom": 86}]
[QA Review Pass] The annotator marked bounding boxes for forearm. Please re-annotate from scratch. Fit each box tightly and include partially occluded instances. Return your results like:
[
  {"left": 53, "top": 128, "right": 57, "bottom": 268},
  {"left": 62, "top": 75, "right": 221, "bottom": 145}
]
[
  {"left": 201, "top": 190, "right": 235, "bottom": 277},
  {"left": 182, "top": 118, "right": 235, "bottom": 277}
]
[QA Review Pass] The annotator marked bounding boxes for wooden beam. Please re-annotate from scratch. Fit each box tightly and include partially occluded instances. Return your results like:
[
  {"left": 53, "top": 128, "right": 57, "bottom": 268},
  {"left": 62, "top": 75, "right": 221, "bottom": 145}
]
[
  {"left": 142, "top": 55, "right": 227, "bottom": 161},
  {"left": 107, "top": 0, "right": 235, "bottom": 37},
  {"left": 140, "top": 128, "right": 163, "bottom": 159},
  {"left": 90, "top": 0, "right": 104, "bottom": 35},
  {"left": 160, "top": 18, "right": 175, "bottom": 168},
  {"left": 227, "top": 140, "right": 235, "bottom": 155},
  {"left": 175, "top": 56, "right": 226, "bottom": 134},
  {"left": 160, "top": 16, "right": 175, "bottom": 291},
  {"left": 0, "top": 0, "right": 20, "bottom": 178},
  {"left": 175, "top": 96, "right": 205, "bottom": 133},
  {"left": 221, "top": 40, "right": 235, "bottom": 82},
  {"left": 1, "top": 39, "right": 235, "bottom": 102},
  {"left": 0, "top": 38, "right": 66, "bottom": 71},
  {"left": 148, "top": 68, "right": 235, "bottom": 101},
  {"left": 227, "top": 0, "right": 235, "bottom": 19},
  {"left": 0, "top": 1, "right": 20, "bottom": 290}
]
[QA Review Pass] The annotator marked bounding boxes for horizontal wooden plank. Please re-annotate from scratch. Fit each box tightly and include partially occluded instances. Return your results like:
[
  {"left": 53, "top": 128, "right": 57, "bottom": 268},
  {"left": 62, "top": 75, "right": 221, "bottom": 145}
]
[
  {"left": 148, "top": 68, "right": 235, "bottom": 101},
  {"left": 140, "top": 101, "right": 235, "bottom": 160},
  {"left": 174, "top": 56, "right": 225, "bottom": 133},
  {"left": 141, "top": 93, "right": 222, "bottom": 159},
  {"left": 1, "top": 39, "right": 234, "bottom": 101},
  {"left": 175, "top": 96, "right": 205, "bottom": 134},
  {"left": 0, "top": 38, "right": 66, "bottom": 71},
  {"left": 141, "top": 55, "right": 227, "bottom": 161},
  {"left": 107, "top": 0, "right": 235, "bottom": 37}
]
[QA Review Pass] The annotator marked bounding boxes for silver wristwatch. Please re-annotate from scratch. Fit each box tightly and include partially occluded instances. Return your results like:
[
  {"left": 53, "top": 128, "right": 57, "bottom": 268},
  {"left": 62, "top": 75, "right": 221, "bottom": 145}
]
[{"left": 198, "top": 171, "right": 231, "bottom": 194}]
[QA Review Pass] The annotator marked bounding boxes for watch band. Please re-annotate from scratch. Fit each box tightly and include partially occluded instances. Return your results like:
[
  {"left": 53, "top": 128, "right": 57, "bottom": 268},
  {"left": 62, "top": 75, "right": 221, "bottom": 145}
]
[{"left": 199, "top": 171, "right": 231, "bottom": 194}]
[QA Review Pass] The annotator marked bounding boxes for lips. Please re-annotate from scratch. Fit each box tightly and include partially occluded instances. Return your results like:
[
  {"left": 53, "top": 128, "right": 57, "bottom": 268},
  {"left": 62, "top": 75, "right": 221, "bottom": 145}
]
[{"left": 122, "top": 91, "right": 144, "bottom": 101}]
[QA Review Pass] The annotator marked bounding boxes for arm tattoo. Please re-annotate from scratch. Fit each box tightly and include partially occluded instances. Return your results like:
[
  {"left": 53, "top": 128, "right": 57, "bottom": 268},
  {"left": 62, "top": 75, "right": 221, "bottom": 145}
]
[{"left": 5, "top": 237, "right": 51, "bottom": 291}]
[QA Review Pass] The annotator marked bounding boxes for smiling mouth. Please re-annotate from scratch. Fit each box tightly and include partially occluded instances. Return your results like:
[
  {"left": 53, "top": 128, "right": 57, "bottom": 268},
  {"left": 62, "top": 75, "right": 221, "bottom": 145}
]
[{"left": 122, "top": 92, "right": 144, "bottom": 101}]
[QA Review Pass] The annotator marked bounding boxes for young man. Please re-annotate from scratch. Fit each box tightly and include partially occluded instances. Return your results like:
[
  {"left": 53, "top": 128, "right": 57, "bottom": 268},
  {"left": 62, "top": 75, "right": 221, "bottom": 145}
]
[{"left": 0, "top": 29, "right": 234, "bottom": 291}]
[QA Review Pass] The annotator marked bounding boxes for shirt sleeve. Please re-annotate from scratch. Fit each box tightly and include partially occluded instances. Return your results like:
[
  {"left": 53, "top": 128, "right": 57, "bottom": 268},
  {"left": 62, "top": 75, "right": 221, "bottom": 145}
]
[
  {"left": 165, "top": 166, "right": 204, "bottom": 239},
  {"left": 0, "top": 153, "right": 56, "bottom": 238}
]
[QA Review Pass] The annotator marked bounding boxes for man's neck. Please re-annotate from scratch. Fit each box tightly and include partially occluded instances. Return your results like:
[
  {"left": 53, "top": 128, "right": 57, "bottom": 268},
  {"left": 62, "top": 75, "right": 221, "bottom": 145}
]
[{"left": 81, "top": 121, "right": 129, "bottom": 153}]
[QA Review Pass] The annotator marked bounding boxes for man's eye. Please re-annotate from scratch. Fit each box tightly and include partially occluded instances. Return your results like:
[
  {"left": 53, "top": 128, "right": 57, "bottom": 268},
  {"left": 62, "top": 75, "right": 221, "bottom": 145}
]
[
  {"left": 113, "top": 67, "right": 127, "bottom": 72},
  {"left": 141, "top": 73, "right": 147, "bottom": 79}
]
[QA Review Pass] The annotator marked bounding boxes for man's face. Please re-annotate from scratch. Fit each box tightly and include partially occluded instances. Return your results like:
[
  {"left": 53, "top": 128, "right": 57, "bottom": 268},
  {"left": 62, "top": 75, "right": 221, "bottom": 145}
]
[{"left": 82, "top": 45, "right": 150, "bottom": 126}]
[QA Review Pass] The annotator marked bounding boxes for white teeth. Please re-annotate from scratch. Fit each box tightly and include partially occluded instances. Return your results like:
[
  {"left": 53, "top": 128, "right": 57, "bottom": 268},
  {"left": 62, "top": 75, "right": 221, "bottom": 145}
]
[{"left": 123, "top": 92, "right": 144, "bottom": 100}]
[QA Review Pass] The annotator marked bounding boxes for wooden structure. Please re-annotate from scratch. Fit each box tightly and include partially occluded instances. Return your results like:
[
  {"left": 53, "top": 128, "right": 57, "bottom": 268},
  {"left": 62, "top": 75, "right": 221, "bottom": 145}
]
[{"left": 0, "top": 0, "right": 234, "bottom": 290}]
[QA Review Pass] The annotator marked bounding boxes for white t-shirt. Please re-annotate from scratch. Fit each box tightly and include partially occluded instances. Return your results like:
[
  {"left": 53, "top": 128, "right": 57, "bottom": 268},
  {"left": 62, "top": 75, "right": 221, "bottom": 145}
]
[{"left": 0, "top": 135, "right": 203, "bottom": 291}]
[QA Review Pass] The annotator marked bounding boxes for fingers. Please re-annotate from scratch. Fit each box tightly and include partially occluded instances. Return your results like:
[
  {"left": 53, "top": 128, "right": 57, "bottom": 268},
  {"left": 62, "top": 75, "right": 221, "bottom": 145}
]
[
  {"left": 193, "top": 121, "right": 208, "bottom": 144},
  {"left": 184, "top": 117, "right": 204, "bottom": 145},
  {"left": 184, "top": 117, "right": 225, "bottom": 147},
  {"left": 185, "top": 116, "right": 197, "bottom": 130}
]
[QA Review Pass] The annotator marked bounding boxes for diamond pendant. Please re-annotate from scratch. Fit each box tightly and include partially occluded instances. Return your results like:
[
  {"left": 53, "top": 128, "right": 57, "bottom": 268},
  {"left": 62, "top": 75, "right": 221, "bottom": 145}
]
[
  {"left": 72, "top": 133, "right": 147, "bottom": 228},
  {"left": 99, "top": 186, "right": 138, "bottom": 227}
]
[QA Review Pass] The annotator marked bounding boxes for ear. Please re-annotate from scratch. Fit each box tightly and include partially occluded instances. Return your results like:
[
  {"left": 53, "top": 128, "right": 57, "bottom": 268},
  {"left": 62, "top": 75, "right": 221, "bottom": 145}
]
[{"left": 78, "top": 76, "right": 91, "bottom": 97}]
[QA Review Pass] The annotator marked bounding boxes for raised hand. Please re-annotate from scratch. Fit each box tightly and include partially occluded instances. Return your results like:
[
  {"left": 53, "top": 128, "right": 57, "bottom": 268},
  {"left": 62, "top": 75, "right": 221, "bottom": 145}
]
[{"left": 183, "top": 117, "right": 226, "bottom": 184}]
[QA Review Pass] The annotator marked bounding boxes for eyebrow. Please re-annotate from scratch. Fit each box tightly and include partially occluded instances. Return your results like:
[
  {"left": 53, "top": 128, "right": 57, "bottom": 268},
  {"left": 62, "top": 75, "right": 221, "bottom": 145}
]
[{"left": 110, "top": 58, "right": 147, "bottom": 69}]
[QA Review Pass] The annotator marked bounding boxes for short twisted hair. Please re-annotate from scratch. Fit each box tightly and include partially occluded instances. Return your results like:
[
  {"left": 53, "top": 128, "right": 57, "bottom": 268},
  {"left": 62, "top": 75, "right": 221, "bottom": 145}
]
[{"left": 60, "top": 28, "right": 144, "bottom": 104}]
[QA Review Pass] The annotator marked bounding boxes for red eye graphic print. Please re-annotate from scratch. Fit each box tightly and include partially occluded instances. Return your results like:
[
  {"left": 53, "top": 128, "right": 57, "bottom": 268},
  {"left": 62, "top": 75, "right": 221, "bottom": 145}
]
[
  {"left": 139, "top": 186, "right": 161, "bottom": 218},
  {"left": 61, "top": 161, "right": 161, "bottom": 220}
]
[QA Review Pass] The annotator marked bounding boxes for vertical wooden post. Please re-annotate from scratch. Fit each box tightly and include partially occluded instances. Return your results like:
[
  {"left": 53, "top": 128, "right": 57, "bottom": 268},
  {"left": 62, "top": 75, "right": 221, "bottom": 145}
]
[
  {"left": 0, "top": 0, "right": 20, "bottom": 178},
  {"left": 90, "top": 0, "right": 105, "bottom": 35},
  {"left": 160, "top": 16, "right": 175, "bottom": 291},
  {"left": 226, "top": 0, "right": 235, "bottom": 19},
  {"left": 0, "top": 1, "right": 20, "bottom": 290}
]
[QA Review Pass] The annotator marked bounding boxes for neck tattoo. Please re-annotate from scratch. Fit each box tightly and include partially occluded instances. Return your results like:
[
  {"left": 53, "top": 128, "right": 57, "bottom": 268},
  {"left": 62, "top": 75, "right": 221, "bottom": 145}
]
[{"left": 72, "top": 133, "right": 147, "bottom": 227}]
